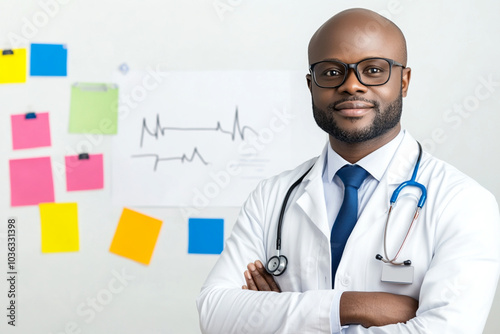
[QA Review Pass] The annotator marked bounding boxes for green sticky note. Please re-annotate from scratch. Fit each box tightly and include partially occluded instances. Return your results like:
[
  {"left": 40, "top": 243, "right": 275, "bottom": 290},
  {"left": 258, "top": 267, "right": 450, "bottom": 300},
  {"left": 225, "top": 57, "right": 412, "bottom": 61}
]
[{"left": 69, "top": 83, "right": 118, "bottom": 134}]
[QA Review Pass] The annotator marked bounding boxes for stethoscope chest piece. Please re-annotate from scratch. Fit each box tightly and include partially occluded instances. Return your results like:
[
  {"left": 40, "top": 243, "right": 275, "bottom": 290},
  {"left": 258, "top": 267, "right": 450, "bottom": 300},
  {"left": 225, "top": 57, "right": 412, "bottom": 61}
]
[
  {"left": 266, "top": 255, "right": 288, "bottom": 276},
  {"left": 266, "top": 165, "right": 313, "bottom": 277}
]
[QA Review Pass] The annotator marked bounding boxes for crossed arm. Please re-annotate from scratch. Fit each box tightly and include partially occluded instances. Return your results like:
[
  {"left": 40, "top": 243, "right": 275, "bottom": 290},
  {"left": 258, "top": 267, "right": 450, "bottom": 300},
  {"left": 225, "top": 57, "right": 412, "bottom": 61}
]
[
  {"left": 198, "top": 176, "right": 500, "bottom": 333},
  {"left": 242, "top": 260, "right": 418, "bottom": 328}
]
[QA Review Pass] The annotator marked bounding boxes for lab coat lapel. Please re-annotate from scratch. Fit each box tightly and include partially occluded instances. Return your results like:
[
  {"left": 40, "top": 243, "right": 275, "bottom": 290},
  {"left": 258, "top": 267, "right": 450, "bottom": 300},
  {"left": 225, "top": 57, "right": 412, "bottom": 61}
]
[
  {"left": 354, "top": 132, "right": 420, "bottom": 235},
  {"left": 293, "top": 134, "right": 420, "bottom": 240},
  {"left": 296, "top": 145, "right": 330, "bottom": 238}
]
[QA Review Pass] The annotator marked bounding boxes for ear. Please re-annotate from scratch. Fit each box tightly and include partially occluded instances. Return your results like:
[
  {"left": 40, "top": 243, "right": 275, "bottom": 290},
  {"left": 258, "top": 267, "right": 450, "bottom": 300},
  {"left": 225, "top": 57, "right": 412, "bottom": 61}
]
[
  {"left": 306, "top": 73, "right": 313, "bottom": 93},
  {"left": 401, "top": 67, "right": 411, "bottom": 97}
]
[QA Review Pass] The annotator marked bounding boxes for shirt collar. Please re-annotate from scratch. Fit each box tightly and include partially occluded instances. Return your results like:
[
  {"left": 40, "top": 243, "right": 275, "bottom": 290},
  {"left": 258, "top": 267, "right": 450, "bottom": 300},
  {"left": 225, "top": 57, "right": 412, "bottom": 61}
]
[{"left": 323, "top": 130, "right": 405, "bottom": 183}]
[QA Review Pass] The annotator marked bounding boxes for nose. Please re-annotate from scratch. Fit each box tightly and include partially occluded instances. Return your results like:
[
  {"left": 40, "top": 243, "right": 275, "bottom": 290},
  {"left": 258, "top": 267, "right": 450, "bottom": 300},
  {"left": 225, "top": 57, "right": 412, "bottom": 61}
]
[{"left": 337, "top": 68, "right": 368, "bottom": 95}]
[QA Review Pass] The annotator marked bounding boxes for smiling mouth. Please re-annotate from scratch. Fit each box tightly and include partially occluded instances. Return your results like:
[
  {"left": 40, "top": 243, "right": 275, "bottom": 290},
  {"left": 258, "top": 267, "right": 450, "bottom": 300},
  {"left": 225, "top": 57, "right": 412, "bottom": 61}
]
[{"left": 334, "top": 101, "right": 374, "bottom": 117}]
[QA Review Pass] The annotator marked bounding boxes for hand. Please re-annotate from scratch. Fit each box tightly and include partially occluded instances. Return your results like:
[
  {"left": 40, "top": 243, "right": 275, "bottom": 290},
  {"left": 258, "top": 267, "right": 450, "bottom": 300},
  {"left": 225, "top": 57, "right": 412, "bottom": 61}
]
[
  {"left": 340, "top": 291, "right": 418, "bottom": 328},
  {"left": 242, "top": 260, "right": 281, "bottom": 292}
]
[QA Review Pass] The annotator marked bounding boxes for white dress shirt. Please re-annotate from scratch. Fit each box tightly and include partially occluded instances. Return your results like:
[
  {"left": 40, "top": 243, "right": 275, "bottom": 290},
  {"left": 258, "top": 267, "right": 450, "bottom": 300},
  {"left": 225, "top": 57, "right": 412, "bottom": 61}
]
[{"left": 323, "top": 130, "right": 404, "bottom": 333}]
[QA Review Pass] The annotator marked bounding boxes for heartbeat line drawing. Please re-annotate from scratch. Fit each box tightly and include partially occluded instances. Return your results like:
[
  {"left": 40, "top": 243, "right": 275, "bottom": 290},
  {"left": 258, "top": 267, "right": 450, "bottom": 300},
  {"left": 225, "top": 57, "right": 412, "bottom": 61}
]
[
  {"left": 139, "top": 106, "right": 258, "bottom": 148},
  {"left": 131, "top": 147, "right": 209, "bottom": 171}
]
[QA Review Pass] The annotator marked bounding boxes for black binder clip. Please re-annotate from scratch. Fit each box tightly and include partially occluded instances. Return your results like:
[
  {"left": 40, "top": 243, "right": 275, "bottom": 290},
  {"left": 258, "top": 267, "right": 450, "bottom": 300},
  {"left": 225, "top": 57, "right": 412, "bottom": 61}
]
[
  {"left": 78, "top": 153, "right": 89, "bottom": 160},
  {"left": 25, "top": 112, "right": 36, "bottom": 119},
  {"left": 2, "top": 49, "right": 14, "bottom": 55}
]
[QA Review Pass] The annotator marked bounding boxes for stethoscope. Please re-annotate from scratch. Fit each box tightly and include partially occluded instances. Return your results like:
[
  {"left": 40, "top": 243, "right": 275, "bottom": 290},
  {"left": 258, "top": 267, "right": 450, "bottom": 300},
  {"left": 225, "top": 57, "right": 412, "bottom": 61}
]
[
  {"left": 266, "top": 141, "right": 427, "bottom": 276},
  {"left": 375, "top": 141, "right": 426, "bottom": 266}
]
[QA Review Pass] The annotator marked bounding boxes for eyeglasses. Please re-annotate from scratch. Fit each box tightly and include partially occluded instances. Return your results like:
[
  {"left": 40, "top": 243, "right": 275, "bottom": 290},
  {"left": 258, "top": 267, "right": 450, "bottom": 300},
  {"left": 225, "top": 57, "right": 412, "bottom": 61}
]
[{"left": 309, "top": 57, "right": 405, "bottom": 88}]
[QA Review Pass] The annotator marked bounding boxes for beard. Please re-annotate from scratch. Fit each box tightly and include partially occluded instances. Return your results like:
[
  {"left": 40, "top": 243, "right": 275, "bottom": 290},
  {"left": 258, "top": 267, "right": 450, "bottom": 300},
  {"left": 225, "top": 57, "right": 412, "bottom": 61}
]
[{"left": 312, "top": 91, "right": 403, "bottom": 144}]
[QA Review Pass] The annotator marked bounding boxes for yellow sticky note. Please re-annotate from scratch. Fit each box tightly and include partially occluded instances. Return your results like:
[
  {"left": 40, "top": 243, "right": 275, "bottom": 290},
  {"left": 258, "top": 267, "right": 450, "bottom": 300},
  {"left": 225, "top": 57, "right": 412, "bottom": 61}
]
[
  {"left": 0, "top": 49, "right": 27, "bottom": 84},
  {"left": 109, "top": 208, "right": 162, "bottom": 265},
  {"left": 39, "top": 203, "right": 79, "bottom": 253}
]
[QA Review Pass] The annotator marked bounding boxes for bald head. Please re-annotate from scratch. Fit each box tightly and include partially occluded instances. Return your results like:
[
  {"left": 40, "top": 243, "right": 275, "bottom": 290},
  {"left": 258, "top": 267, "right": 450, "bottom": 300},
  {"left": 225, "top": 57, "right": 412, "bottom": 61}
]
[{"left": 308, "top": 8, "right": 407, "bottom": 66}]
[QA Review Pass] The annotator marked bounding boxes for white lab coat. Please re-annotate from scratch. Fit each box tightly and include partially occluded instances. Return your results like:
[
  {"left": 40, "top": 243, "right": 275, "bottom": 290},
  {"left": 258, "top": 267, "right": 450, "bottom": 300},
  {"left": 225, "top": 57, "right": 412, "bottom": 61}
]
[{"left": 197, "top": 131, "right": 500, "bottom": 333}]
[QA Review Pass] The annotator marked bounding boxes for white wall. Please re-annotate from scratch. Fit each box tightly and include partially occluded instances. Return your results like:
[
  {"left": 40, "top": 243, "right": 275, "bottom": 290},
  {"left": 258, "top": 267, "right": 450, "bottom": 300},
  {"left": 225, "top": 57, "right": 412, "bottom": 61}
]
[{"left": 0, "top": 0, "right": 499, "bottom": 333}]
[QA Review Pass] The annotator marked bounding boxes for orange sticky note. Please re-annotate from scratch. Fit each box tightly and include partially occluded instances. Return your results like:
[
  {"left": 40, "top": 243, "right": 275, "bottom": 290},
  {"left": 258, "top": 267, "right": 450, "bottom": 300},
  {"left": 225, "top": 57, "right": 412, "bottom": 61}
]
[{"left": 109, "top": 208, "right": 162, "bottom": 265}]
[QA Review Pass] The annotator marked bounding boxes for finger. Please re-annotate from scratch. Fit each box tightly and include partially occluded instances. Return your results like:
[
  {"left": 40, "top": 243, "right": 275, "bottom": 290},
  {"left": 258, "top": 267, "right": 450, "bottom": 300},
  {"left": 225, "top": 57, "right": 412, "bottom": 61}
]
[
  {"left": 242, "top": 285, "right": 248, "bottom": 290},
  {"left": 247, "top": 263, "right": 272, "bottom": 291},
  {"left": 244, "top": 269, "right": 258, "bottom": 291},
  {"left": 255, "top": 260, "right": 281, "bottom": 292}
]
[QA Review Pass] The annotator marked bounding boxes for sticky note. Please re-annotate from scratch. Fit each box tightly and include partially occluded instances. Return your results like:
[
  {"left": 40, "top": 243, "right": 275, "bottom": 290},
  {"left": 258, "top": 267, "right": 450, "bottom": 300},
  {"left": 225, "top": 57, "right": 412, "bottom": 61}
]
[
  {"left": 69, "top": 83, "right": 118, "bottom": 134},
  {"left": 0, "top": 48, "right": 27, "bottom": 83},
  {"left": 188, "top": 218, "right": 224, "bottom": 254},
  {"left": 65, "top": 154, "right": 104, "bottom": 191},
  {"left": 40, "top": 203, "right": 79, "bottom": 253},
  {"left": 109, "top": 208, "right": 162, "bottom": 265},
  {"left": 9, "top": 157, "right": 55, "bottom": 206},
  {"left": 30, "top": 43, "right": 68, "bottom": 76},
  {"left": 11, "top": 112, "right": 51, "bottom": 149}
]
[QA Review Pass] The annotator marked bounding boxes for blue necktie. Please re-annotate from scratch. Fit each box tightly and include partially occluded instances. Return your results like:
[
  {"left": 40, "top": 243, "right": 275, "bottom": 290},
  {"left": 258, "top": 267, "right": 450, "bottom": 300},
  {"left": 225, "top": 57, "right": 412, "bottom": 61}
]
[{"left": 331, "top": 165, "right": 369, "bottom": 287}]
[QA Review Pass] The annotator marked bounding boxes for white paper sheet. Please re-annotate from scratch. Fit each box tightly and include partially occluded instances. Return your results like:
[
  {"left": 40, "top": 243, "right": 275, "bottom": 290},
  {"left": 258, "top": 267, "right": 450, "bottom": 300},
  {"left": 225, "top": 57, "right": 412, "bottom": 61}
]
[{"left": 111, "top": 70, "right": 324, "bottom": 207}]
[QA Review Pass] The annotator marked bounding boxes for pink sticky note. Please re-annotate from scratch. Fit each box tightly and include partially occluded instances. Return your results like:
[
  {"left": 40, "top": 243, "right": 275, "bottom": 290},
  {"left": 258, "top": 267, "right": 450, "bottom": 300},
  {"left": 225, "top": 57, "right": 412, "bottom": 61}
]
[
  {"left": 11, "top": 112, "right": 51, "bottom": 149},
  {"left": 65, "top": 154, "right": 104, "bottom": 191},
  {"left": 9, "top": 157, "right": 55, "bottom": 206}
]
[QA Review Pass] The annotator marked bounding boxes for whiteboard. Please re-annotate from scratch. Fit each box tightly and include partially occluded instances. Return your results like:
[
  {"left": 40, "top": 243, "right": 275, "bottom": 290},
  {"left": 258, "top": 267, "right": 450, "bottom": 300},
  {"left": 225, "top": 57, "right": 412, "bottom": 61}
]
[
  {"left": 111, "top": 70, "right": 320, "bottom": 207},
  {"left": 0, "top": 1, "right": 499, "bottom": 333}
]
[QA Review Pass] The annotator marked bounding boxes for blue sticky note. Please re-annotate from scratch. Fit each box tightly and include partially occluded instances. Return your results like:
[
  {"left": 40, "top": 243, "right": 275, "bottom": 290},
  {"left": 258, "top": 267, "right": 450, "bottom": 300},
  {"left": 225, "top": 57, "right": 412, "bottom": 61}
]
[
  {"left": 30, "top": 43, "right": 67, "bottom": 76},
  {"left": 188, "top": 218, "right": 224, "bottom": 254}
]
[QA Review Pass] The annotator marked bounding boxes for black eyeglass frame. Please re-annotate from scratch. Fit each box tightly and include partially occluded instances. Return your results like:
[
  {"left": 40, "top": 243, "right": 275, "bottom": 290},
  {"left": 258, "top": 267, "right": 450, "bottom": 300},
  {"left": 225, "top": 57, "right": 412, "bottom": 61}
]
[{"left": 309, "top": 57, "right": 405, "bottom": 89}]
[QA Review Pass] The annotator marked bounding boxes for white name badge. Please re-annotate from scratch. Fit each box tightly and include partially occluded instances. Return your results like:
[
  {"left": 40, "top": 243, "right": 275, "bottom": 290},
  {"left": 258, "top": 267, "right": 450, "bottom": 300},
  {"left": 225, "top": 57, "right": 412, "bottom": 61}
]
[{"left": 381, "top": 263, "right": 414, "bottom": 284}]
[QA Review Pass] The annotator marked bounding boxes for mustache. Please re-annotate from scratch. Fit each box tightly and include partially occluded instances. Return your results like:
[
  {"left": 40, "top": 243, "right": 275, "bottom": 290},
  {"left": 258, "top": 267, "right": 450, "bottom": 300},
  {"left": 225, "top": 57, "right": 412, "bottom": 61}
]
[{"left": 328, "top": 97, "right": 380, "bottom": 111}]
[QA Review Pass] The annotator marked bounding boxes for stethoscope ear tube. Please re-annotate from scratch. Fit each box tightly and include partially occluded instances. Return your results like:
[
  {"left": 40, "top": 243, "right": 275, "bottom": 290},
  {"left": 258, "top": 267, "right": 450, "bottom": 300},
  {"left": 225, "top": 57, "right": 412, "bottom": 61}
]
[
  {"left": 377, "top": 141, "right": 427, "bottom": 266},
  {"left": 389, "top": 142, "right": 427, "bottom": 208}
]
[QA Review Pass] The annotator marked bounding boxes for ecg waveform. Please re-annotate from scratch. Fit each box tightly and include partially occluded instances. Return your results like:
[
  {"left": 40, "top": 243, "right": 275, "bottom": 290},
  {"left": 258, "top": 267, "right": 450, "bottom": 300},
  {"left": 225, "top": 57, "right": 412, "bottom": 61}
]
[
  {"left": 139, "top": 106, "right": 258, "bottom": 148},
  {"left": 131, "top": 147, "right": 209, "bottom": 171}
]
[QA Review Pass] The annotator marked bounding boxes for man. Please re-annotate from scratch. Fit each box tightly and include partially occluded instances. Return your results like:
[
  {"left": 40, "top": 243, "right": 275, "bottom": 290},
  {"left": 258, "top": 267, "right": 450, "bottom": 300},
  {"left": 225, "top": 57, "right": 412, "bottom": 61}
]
[{"left": 197, "top": 8, "right": 500, "bottom": 333}]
